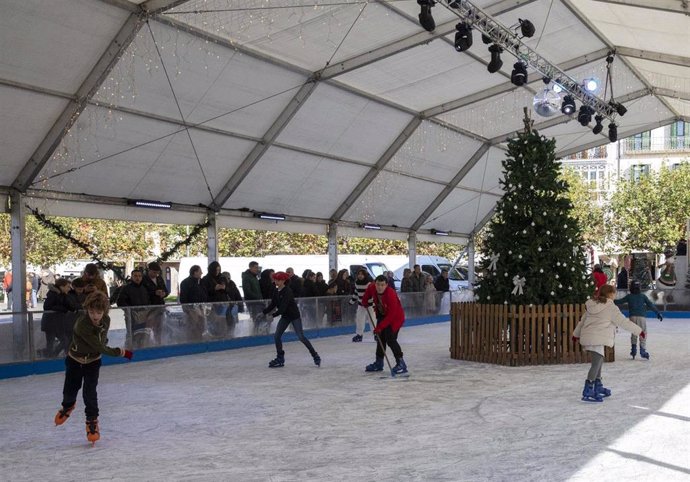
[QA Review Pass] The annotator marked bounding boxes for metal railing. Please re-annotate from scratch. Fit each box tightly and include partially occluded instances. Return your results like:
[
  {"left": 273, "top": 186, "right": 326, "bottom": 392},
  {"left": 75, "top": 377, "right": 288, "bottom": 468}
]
[
  {"left": 0, "top": 290, "right": 474, "bottom": 366},
  {"left": 620, "top": 137, "right": 690, "bottom": 154}
]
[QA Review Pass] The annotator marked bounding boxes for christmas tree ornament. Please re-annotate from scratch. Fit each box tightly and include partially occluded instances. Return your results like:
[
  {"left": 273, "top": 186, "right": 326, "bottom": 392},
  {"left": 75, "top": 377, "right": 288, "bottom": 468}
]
[
  {"left": 511, "top": 276, "right": 526, "bottom": 295},
  {"left": 488, "top": 253, "right": 500, "bottom": 271}
]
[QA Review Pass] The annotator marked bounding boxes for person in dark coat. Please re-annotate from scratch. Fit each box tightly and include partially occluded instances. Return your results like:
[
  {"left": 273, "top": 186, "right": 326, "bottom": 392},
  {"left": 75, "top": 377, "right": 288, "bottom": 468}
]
[
  {"left": 259, "top": 269, "right": 275, "bottom": 300},
  {"left": 141, "top": 262, "right": 169, "bottom": 344},
  {"left": 616, "top": 267, "right": 629, "bottom": 290},
  {"left": 41, "top": 278, "right": 80, "bottom": 357},
  {"left": 263, "top": 272, "right": 320, "bottom": 368},
  {"left": 222, "top": 271, "right": 243, "bottom": 335},
  {"left": 434, "top": 269, "right": 450, "bottom": 292},
  {"left": 117, "top": 269, "right": 152, "bottom": 348},
  {"left": 201, "top": 261, "right": 230, "bottom": 337},
  {"left": 286, "top": 267, "right": 303, "bottom": 298},
  {"left": 302, "top": 270, "right": 317, "bottom": 297},
  {"left": 179, "top": 265, "right": 207, "bottom": 341}
]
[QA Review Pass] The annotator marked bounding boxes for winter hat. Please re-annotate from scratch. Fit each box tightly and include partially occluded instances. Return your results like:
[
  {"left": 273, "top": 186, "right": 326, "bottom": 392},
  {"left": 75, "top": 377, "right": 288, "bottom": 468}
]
[{"left": 273, "top": 271, "right": 290, "bottom": 282}]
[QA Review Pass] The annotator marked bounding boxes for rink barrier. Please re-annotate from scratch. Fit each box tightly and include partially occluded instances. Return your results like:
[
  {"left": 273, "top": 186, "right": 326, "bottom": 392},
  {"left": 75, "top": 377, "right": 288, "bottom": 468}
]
[
  {"left": 451, "top": 302, "right": 614, "bottom": 366},
  {"left": 0, "top": 313, "right": 449, "bottom": 379}
]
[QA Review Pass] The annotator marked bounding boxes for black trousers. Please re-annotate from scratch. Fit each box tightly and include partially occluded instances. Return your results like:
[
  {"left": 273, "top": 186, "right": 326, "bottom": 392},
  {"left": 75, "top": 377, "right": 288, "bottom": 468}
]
[
  {"left": 62, "top": 356, "right": 102, "bottom": 419},
  {"left": 274, "top": 317, "right": 317, "bottom": 357},
  {"left": 376, "top": 325, "right": 403, "bottom": 361}
]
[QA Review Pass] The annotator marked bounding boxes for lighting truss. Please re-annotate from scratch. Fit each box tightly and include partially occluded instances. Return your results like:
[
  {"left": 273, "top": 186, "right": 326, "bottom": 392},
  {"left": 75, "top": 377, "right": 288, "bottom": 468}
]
[{"left": 438, "top": 0, "right": 618, "bottom": 121}]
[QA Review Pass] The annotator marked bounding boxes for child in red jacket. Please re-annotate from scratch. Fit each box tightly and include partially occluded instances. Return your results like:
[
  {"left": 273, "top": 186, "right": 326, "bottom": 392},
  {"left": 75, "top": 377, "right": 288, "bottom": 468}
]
[{"left": 361, "top": 275, "right": 407, "bottom": 375}]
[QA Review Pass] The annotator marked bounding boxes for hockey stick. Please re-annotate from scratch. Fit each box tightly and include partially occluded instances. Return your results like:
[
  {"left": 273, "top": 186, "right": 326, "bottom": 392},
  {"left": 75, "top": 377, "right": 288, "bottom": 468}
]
[{"left": 365, "top": 306, "right": 396, "bottom": 377}]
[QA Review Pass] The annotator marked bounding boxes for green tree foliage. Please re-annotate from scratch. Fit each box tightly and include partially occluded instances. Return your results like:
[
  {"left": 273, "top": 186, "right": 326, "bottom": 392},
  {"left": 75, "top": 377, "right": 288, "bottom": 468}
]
[
  {"left": 475, "top": 129, "right": 592, "bottom": 305},
  {"left": 606, "top": 162, "right": 690, "bottom": 253},
  {"left": 559, "top": 168, "right": 606, "bottom": 248}
]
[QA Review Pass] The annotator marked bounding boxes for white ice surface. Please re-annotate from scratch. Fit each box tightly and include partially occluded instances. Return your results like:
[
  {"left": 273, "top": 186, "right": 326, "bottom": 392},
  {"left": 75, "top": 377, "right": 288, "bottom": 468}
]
[{"left": 1, "top": 320, "right": 689, "bottom": 482}]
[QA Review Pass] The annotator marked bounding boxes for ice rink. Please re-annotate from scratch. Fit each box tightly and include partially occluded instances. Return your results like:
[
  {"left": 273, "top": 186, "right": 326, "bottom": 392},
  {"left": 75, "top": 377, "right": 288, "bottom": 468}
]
[{"left": 1, "top": 319, "right": 689, "bottom": 481}]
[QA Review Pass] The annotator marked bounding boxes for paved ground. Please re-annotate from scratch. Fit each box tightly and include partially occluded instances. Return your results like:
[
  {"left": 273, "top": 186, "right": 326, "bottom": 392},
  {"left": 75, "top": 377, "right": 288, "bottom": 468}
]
[{"left": 0, "top": 319, "right": 688, "bottom": 481}]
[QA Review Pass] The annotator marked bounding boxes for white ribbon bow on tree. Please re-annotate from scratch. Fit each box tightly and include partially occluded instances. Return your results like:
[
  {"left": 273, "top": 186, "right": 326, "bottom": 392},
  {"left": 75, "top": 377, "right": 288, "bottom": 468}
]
[
  {"left": 511, "top": 275, "right": 526, "bottom": 295},
  {"left": 572, "top": 246, "right": 580, "bottom": 257},
  {"left": 488, "top": 253, "right": 500, "bottom": 271}
]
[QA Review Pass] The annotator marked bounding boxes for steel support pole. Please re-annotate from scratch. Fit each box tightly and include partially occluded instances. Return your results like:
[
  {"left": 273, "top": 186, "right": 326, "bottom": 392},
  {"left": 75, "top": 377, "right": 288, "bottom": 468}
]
[
  {"left": 468, "top": 236, "right": 476, "bottom": 287},
  {"left": 207, "top": 211, "right": 218, "bottom": 262},
  {"left": 408, "top": 232, "right": 417, "bottom": 269},
  {"left": 328, "top": 223, "right": 338, "bottom": 274},
  {"left": 10, "top": 191, "right": 28, "bottom": 360}
]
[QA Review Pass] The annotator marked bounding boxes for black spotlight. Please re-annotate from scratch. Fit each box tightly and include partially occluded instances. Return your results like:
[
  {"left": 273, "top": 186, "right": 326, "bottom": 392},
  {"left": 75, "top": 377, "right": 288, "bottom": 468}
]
[
  {"left": 608, "top": 123, "right": 618, "bottom": 142},
  {"left": 561, "top": 95, "right": 576, "bottom": 115},
  {"left": 487, "top": 44, "right": 503, "bottom": 73},
  {"left": 418, "top": 0, "right": 436, "bottom": 32},
  {"left": 481, "top": 33, "right": 492, "bottom": 45},
  {"left": 577, "top": 105, "right": 593, "bottom": 126},
  {"left": 592, "top": 115, "right": 604, "bottom": 135},
  {"left": 615, "top": 102, "right": 627, "bottom": 116},
  {"left": 454, "top": 23, "right": 473, "bottom": 52},
  {"left": 519, "top": 18, "right": 536, "bottom": 38},
  {"left": 510, "top": 62, "right": 528, "bottom": 86}
]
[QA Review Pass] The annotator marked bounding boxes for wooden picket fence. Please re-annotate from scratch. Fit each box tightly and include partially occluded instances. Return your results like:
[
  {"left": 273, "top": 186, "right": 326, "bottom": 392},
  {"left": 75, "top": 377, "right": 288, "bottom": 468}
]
[{"left": 450, "top": 302, "right": 614, "bottom": 366}]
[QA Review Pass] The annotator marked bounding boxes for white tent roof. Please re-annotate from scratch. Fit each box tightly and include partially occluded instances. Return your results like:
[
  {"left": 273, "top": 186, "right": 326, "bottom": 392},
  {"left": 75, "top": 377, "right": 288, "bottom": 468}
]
[{"left": 1, "top": 0, "right": 687, "bottom": 242}]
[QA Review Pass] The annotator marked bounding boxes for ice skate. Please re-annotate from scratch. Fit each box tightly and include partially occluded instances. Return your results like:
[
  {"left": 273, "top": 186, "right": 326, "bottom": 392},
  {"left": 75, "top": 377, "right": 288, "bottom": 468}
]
[
  {"left": 351, "top": 334, "right": 363, "bottom": 343},
  {"left": 85, "top": 418, "right": 100, "bottom": 444},
  {"left": 640, "top": 347, "right": 650, "bottom": 360},
  {"left": 581, "top": 380, "right": 603, "bottom": 403},
  {"left": 630, "top": 344, "right": 637, "bottom": 360},
  {"left": 365, "top": 358, "right": 384, "bottom": 372},
  {"left": 391, "top": 358, "right": 408, "bottom": 376},
  {"left": 54, "top": 403, "right": 75, "bottom": 426},
  {"left": 313, "top": 353, "right": 321, "bottom": 367},
  {"left": 594, "top": 379, "right": 611, "bottom": 398},
  {"left": 268, "top": 352, "right": 285, "bottom": 368}
]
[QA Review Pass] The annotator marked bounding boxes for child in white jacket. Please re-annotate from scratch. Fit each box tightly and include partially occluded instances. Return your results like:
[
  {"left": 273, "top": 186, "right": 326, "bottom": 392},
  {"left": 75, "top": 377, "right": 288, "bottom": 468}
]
[{"left": 573, "top": 284, "right": 644, "bottom": 402}]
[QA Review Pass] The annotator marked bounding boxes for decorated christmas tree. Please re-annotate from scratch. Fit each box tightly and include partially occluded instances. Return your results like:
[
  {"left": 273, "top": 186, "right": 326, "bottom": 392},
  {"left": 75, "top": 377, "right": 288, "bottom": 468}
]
[{"left": 475, "top": 111, "right": 593, "bottom": 305}]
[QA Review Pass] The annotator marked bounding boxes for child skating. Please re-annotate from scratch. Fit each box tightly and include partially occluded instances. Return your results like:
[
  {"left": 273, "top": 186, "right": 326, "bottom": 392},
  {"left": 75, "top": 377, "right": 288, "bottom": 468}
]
[
  {"left": 572, "top": 284, "right": 644, "bottom": 402},
  {"left": 54, "top": 291, "right": 133, "bottom": 444},
  {"left": 263, "top": 272, "right": 320, "bottom": 368},
  {"left": 361, "top": 275, "right": 407, "bottom": 375},
  {"left": 614, "top": 280, "right": 662, "bottom": 359}
]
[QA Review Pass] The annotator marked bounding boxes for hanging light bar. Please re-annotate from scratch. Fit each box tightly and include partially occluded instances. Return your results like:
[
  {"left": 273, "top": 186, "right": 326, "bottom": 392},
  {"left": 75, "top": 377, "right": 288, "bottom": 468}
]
[
  {"left": 128, "top": 199, "right": 172, "bottom": 209},
  {"left": 362, "top": 223, "right": 382, "bottom": 230},
  {"left": 255, "top": 212, "right": 286, "bottom": 221},
  {"left": 432, "top": 229, "right": 450, "bottom": 236},
  {"left": 436, "top": 0, "right": 618, "bottom": 121}
]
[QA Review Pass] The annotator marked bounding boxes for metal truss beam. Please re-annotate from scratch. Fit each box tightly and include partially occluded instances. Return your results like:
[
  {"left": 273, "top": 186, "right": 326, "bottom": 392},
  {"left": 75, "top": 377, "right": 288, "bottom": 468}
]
[
  {"left": 592, "top": 0, "right": 690, "bottom": 15},
  {"left": 561, "top": 0, "right": 681, "bottom": 118},
  {"left": 330, "top": 117, "right": 423, "bottom": 222},
  {"left": 616, "top": 47, "right": 690, "bottom": 68},
  {"left": 410, "top": 143, "right": 491, "bottom": 231},
  {"left": 211, "top": 81, "right": 318, "bottom": 210},
  {"left": 424, "top": 48, "right": 610, "bottom": 117},
  {"left": 437, "top": 0, "right": 618, "bottom": 120},
  {"left": 11, "top": 13, "right": 145, "bottom": 192},
  {"left": 469, "top": 206, "right": 497, "bottom": 236},
  {"left": 321, "top": 0, "right": 538, "bottom": 80},
  {"left": 556, "top": 117, "right": 679, "bottom": 158}
]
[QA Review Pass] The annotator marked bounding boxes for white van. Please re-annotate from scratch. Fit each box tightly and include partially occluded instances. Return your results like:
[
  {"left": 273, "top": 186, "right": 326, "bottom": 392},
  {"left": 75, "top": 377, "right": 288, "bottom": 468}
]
[{"left": 393, "top": 255, "right": 469, "bottom": 290}]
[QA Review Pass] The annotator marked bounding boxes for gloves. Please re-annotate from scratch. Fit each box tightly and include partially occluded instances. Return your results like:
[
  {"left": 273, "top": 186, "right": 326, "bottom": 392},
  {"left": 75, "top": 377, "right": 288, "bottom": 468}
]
[
  {"left": 348, "top": 299, "right": 355, "bottom": 305},
  {"left": 657, "top": 313, "right": 663, "bottom": 322},
  {"left": 571, "top": 336, "right": 579, "bottom": 344},
  {"left": 639, "top": 331, "right": 646, "bottom": 339},
  {"left": 122, "top": 349, "right": 134, "bottom": 360}
]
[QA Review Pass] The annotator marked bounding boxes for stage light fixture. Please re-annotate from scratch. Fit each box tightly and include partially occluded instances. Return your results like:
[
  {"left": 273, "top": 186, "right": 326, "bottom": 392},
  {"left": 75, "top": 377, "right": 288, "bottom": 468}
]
[
  {"left": 583, "top": 78, "right": 599, "bottom": 93},
  {"left": 608, "top": 123, "right": 618, "bottom": 143},
  {"left": 577, "top": 105, "right": 593, "bottom": 126},
  {"left": 418, "top": 0, "right": 436, "bottom": 32},
  {"left": 510, "top": 62, "right": 528, "bottom": 86},
  {"left": 552, "top": 83, "right": 563, "bottom": 94},
  {"left": 481, "top": 33, "right": 492, "bottom": 45},
  {"left": 592, "top": 115, "right": 604, "bottom": 135},
  {"left": 561, "top": 95, "right": 576, "bottom": 115},
  {"left": 614, "top": 102, "right": 627, "bottom": 116},
  {"left": 487, "top": 44, "right": 503, "bottom": 73},
  {"left": 519, "top": 19, "right": 535, "bottom": 38},
  {"left": 454, "top": 22, "right": 473, "bottom": 52}
]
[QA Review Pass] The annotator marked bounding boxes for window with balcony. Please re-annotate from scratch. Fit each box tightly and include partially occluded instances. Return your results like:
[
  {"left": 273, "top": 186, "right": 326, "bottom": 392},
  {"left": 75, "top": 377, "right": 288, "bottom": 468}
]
[
  {"left": 631, "top": 164, "right": 650, "bottom": 181},
  {"left": 670, "top": 121, "right": 690, "bottom": 150}
]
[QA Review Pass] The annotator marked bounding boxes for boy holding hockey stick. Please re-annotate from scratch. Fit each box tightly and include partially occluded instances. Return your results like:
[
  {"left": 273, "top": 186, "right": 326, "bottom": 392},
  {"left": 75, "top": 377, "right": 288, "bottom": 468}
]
[{"left": 361, "top": 275, "right": 407, "bottom": 375}]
